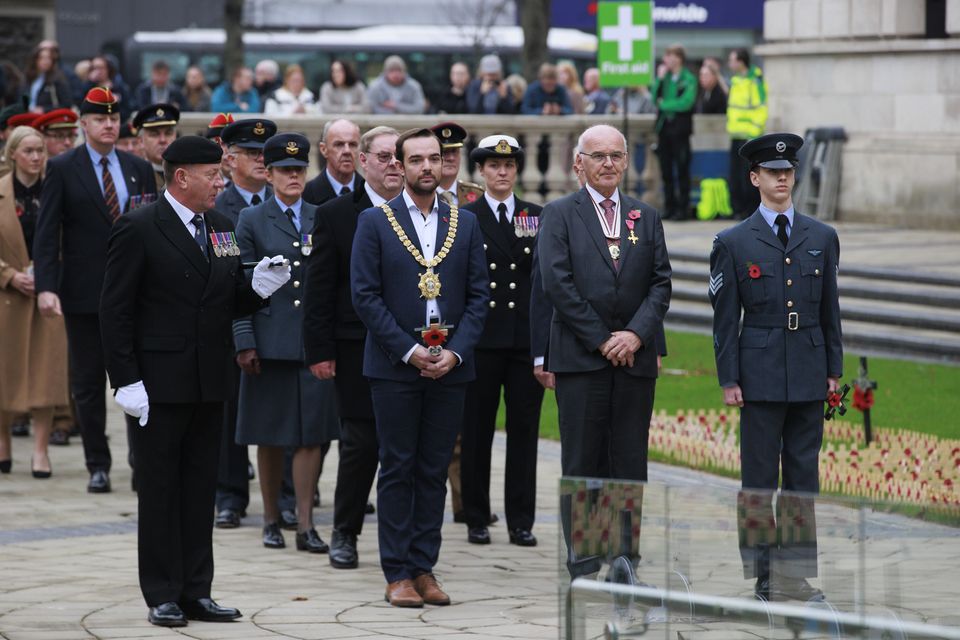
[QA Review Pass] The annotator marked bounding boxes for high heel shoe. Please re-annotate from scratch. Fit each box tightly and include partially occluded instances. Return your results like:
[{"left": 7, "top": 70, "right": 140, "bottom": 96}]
[
  {"left": 31, "top": 455, "right": 51, "bottom": 479},
  {"left": 0, "top": 459, "right": 10, "bottom": 474}
]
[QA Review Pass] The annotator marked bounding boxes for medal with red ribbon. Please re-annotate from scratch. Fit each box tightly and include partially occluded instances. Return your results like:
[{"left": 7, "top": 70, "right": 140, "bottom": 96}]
[{"left": 417, "top": 320, "right": 453, "bottom": 356}]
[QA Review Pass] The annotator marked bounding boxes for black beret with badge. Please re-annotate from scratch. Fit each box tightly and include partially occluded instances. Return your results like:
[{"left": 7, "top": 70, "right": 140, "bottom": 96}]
[
  {"left": 162, "top": 135, "right": 223, "bottom": 165},
  {"left": 263, "top": 132, "right": 310, "bottom": 168},
  {"left": 221, "top": 118, "right": 277, "bottom": 149},
  {"left": 739, "top": 132, "right": 804, "bottom": 170},
  {"left": 430, "top": 121, "right": 468, "bottom": 149},
  {"left": 133, "top": 102, "right": 180, "bottom": 130},
  {"left": 470, "top": 133, "right": 524, "bottom": 166}
]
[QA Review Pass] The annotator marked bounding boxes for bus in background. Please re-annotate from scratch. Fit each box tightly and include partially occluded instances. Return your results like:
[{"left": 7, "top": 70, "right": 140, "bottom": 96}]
[{"left": 123, "top": 25, "right": 598, "bottom": 110}]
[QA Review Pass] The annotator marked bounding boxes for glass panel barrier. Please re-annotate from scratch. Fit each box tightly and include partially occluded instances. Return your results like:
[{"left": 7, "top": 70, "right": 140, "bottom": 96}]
[{"left": 559, "top": 477, "right": 960, "bottom": 640}]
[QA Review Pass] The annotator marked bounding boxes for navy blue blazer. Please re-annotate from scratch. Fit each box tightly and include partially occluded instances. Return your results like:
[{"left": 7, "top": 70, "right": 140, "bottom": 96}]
[{"left": 350, "top": 193, "right": 489, "bottom": 384}]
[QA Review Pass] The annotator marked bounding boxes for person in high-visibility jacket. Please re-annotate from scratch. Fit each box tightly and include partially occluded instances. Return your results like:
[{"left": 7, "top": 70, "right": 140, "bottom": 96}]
[{"left": 727, "top": 48, "right": 768, "bottom": 219}]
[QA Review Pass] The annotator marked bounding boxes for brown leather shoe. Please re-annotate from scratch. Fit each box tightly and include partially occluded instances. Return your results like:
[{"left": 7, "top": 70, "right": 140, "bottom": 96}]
[
  {"left": 384, "top": 579, "right": 423, "bottom": 608},
  {"left": 413, "top": 573, "right": 450, "bottom": 606}
]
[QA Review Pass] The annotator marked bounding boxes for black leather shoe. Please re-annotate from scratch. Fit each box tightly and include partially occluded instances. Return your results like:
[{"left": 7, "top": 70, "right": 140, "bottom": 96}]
[
  {"left": 215, "top": 509, "right": 241, "bottom": 529},
  {"left": 180, "top": 598, "right": 242, "bottom": 622},
  {"left": 147, "top": 601, "right": 187, "bottom": 627},
  {"left": 754, "top": 576, "right": 771, "bottom": 601},
  {"left": 262, "top": 523, "right": 285, "bottom": 548},
  {"left": 329, "top": 530, "right": 358, "bottom": 569},
  {"left": 508, "top": 528, "right": 537, "bottom": 547},
  {"left": 279, "top": 509, "right": 298, "bottom": 530},
  {"left": 467, "top": 526, "right": 491, "bottom": 544},
  {"left": 49, "top": 430, "right": 70, "bottom": 446},
  {"left": 365, "top": 501, "right": 376, "bottom": 514},
  {"left": 88, "top": 470, "right": 111, "bottom": 493},
  {"left": 0, "top": 460, "right": 10, "bottom": 474},
  {"left": 295, "top": 528, "right": 329, "bottom": 553}
]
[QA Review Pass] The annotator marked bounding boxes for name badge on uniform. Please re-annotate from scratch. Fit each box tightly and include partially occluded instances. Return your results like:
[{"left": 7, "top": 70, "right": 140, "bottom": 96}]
[
  {"left": 513, "top": 210, "right": 538, "bottom": 238},
  {"left": 300, "top": 233, "right": 313, "bottom": 256}
]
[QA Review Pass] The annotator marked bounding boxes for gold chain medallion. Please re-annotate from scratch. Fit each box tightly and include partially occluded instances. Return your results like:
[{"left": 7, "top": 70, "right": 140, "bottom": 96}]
[{"left": 380, "top": 202, "right": 458, "bottom": 300}]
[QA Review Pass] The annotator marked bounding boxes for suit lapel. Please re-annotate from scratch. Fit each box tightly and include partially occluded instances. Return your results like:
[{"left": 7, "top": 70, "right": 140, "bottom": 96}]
[
  {"left": 573, "top": 188, "right": 616, "bottom": 275},
  {"left": 476, "top": 196, "right": 512, "bottom": 257},
  {"left": 785, "top": 212, "right": 810, "bottom": 254},
  {"left": 155, "top": 197, "right": 210, "bottom": 277},
  {"left": 202, "top": 216, "right": 228, "bottom": 298},
  {"left": 266, "top": 197, "right": 299, "bottom": 239},
  {"left": 300, "top": 202, "right": 317, "bottom": 239},
  {"left": 72, "top": 147, "right": 113, "bottom": 223},
  {"left": 748, "top": 209, "right": 785, "bottom": 253}
]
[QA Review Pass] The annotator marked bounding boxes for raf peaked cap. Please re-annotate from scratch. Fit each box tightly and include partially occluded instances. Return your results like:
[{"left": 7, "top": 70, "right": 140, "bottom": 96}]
[
  {"left": 739, "top": 133, "right": 804, "bottom": 170},
  {"left": 133, "top": 103, "right": 180, "bottom": 130},
  {"left": 470, "top": 133, "right": 523, "bottom": 164},
  {"left": 33, "top": 108, "right": 78, "bottom": 132},
  {"left": 206, "top": 113, "right": 235, "bottom": 139},
  {"left": 263, "top": 132, "right": 310, "bottom": 168},
  {"left": 430, "top": 121, "right": 468, "bottom": 149},
  {"left": 162, "top": 135, "right": 223, "bottom": 165},
  {"left": 80, "top": 86, "right": 119, "bottom": 115},
  {"left": 221, "top": 118, "right": 277, "bottom": 149}
]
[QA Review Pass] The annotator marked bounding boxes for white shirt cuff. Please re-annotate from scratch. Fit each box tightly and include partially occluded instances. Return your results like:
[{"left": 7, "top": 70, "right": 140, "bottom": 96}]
[
  {"left": 534, "top": 356, "right": 545, "bottom": 367},
  {"left": 401, "top": 343, "right": 418, "bottom": 364}
]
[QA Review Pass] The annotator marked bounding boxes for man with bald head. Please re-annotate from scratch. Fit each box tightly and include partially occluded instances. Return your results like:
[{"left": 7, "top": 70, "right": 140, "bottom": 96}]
[
  {"left": 303, "top": 119, "right": 365, "bottom": 206},
  {"left": 537, "top": 124, "right": 672, "bottom": 482}
]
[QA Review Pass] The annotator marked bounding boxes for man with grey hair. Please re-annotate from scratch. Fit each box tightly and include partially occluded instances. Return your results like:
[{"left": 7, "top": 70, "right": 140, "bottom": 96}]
[
  {"left": 254, "top": 59, "right": 281, "bottom": 100},
  {"left": 367, "top": 56, "right": 426, "bottom": 114},
  {"left": 466, "top": 54, "right": 514, "bottom": 114},
  {"left": 303, "top": 118, "right": 364, "bottom": 206},
  {"left": 537, "top": 123, "right": 671, "bottom": 482}
]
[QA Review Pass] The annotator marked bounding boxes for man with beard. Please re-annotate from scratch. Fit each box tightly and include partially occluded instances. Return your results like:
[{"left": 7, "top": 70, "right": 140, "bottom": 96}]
[
  {"left": 303, "top": 118, "right": 364, "bottom": 206},
  {"left": 351, "top": 127, "right": 488, "bottom": 607},
  {"left": 133, "top": 102, "right": 180, "bottom": 191},
  {"left": 304, "top": 126, "right": 403, "bottom": 569}
]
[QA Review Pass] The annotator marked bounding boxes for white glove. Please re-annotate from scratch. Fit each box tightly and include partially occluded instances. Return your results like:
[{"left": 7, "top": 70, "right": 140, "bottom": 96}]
[
  {"left": 252, "top": 255, "right": 292, "bottom": 299},
  {"left": 116, "top": 380, "right": 150, "bottom": 427}
]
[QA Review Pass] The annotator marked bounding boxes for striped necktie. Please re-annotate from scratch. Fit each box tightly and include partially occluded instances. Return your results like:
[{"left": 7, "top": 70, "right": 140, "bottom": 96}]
[{"left": 100, "top": 157, "right": 121, "bottom": 221}]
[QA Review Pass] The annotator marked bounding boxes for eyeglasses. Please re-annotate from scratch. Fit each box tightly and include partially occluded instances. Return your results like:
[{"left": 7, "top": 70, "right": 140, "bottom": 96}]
[
  {"left": 579, "top": 151, "right": 627, "bottom": 163},
  {"left": 234, "top": 148, "right": 264, "bottom": 159},
  {"left": 370, "top": 151, "right": 397, "bottom": 164},
  {"left": 44, "top": 131, "right": 77, "bottom": 141}
]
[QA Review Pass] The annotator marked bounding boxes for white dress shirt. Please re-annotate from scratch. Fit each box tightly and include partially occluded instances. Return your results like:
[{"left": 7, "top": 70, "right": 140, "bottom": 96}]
[
  {"left": 364, "top": 182, "right": 388, "bottom": 208},
  {"left": 164, "top": 189, "right": 203, "bottom": 235},
  {"left": 484, "top": 192, "right": 515, "bottom": 223},
  {"left": 400, "top": 189, "right": 441, "bottom": 364}
]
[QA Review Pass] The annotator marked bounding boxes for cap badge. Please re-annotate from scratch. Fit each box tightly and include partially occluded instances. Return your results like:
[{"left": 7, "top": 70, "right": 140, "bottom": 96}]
[
  {"left": 285, "top": 141, "right": 299, "bottom": 155},
  {"left": 253, "top": 122, "right": 266, "bottom": 135},
  {"left": 156, "top": 108, "right": 164, "bottom": 117},
  {"left": 776, "top": 141, "right": 786, "bottom": 153},
  {"left": 441, "top": 128, "right": 451, "bottom": 139},
  {"left": 494, "top": 139, "right": 511, "bottom": 154}
]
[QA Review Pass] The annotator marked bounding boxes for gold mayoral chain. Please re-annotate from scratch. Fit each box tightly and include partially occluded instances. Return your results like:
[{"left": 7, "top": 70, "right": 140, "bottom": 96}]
[{"left": 379, "top": 202, "right": 459, "bottom": 300}]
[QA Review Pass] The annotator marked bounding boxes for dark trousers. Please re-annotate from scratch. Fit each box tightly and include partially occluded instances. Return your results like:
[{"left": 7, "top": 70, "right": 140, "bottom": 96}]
[
  {"left": 738, "top": 490, "right": 818, "bottom": 580},
  {"left": 729, "top": 139, "right": 760, "bottom": 217},
  {"left": 656, "top": 131, "right": 692, "bottom": 217},
  {"left": 333, "top": 417, "right": 379, "bottom": 535},
  {"left": 131, "top": 401, "right": 222, "bottom": 606},
  {"left": 370, "top": 378, "right": 465, "bottom": 583},
  {"left": 64, "top": 313, "right": 111, "bottom": 473},
  {"left": 461, "top": 348, "right": 543, "bottom": 530},
  {"left": 215, "top": 364, "right": 249, "bottom": 512},
  {"left": 740, "top": 401, "right": 822, "bottom": 492},
  {"left": 555, "top": 368, "right": 655, "bottom": 481}
]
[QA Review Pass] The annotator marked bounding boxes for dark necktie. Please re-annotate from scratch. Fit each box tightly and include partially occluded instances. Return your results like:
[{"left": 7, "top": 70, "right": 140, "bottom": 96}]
[
  {"left": 497, "top": 202, "right": 513, "bottom": 239},
  {"left": 600, "top": 198, "right": 616, "bottom": 230},
  {"left": 775, "top": 213, "right": 789, "bottom": 248},
  {"left": 191, "top": 214, "right": 208, "bottom": 259},
  {"left": 340, "top": 186, "right": 350, "bottom": 196},
  {"left": 100, "top": 157, "right": 121, "bottom": 221},
  {"left": 250, "top": 193, "right": 262, "bottom": 205},
  {"left": 285, "top": 208, "right": 299, "bottom": 233}
]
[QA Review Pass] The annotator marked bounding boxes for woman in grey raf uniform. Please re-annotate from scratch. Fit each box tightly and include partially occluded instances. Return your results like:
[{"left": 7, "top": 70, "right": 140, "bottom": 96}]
[{"left": 234, "top": 132, "right": 339, "bottom": 553}]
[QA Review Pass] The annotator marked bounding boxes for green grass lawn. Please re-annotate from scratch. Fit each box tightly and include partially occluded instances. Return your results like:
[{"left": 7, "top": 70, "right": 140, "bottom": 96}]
[{"left": 513, "top": 330, "right": 960, "bottom": 441}]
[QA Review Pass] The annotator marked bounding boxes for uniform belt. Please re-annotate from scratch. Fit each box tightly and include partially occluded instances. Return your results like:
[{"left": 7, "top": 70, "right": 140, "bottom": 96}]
[{"left": 742, "top": 312, "right": 818, "bottom": 331}]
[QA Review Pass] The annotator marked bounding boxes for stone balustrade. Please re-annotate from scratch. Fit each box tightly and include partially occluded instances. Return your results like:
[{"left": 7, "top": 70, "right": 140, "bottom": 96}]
[{"left": 178, "top": 113, "right": 729, "bottom": 207}]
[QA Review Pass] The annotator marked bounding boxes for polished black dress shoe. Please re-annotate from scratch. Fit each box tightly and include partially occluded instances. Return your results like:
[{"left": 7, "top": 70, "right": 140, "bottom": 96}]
[
  {"left": 180, "top": 598, "right": 242, "bottom": 622},
  {"left": 365, "top": 501, "right": 376, "bottom": 514},
  {"left": 0, "top": 459, "right": 10, "bottom": 474},
  {"left": 262, "top": 523, "right": 285, "bottom": 548},
  {"left": 329, "top": 529, "right": 358, "bottom": 569},
  {"left": 31, "top": 457, "right": 52, "bottom": 479},
  {"left": 508, "top": 528, "right": 538, "bottom": 547},
  {"left": 467, "top": 526, "right": 491, "bottom": 544},
  {"left": 147, "top": 601, "right": 187, "bottom": 627},
  {"left": 87, "top": 470, "right": 111, "bottom": 493},
  {"left": 295, "top": 528, "right": 329, "bottom": 553},
  {"left": 279, "top": 509, "right": 298, "bottom": 530},
  {"left": 215, "top": 509, "right": 241, "bottom": 529},
  {"left": 49, "top": 430, "right": 70, "bottom": 446}
]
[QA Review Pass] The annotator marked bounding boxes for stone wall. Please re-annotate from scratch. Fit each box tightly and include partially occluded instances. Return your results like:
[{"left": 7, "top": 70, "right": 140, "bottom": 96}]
[{"left": 758, "top": 0, "right": 960, "bottom": 229}]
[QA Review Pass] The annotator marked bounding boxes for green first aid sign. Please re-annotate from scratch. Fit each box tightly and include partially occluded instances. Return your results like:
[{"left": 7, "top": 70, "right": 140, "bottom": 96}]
[{"left": 597, "top": 1, "right": 654, "bottom": 88}]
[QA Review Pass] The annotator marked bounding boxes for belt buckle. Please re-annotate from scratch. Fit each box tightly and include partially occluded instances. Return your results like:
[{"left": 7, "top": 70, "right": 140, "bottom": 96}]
[{"left": 788, "top": 312, "right": 799, "bottom": 331}]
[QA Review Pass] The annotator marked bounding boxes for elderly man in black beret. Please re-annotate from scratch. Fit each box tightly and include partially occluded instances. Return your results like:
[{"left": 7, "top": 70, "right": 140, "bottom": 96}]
[{"left": 100, "top": 135, "right": 291, "bottom": 627}]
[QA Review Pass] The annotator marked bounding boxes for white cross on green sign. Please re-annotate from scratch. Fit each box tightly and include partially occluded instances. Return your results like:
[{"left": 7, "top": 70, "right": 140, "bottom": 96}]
[{"left": 597, "top": 1, "right": 654, "bottom": 88}]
